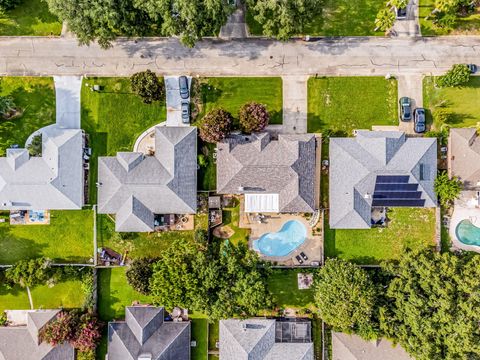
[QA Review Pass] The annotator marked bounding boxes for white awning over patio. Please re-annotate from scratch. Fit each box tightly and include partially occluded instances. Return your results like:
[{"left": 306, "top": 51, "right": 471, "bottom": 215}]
[{"left": 244, "top": 193, "right": 279, "bottom": 213}]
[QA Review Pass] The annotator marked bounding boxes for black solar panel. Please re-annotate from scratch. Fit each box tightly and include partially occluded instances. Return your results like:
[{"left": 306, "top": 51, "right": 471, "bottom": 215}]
[
  {"left": 375, "top": 183, "right": 418, "bottom": 191},
  {"left": 376, "top": 175, "right": 409, "bottom": 183},
  {"left": 373, "top": 191, "right": 422, "bottom": 199},
  {"left": 372, "top": 199, "right": 426, "bottom": 207}
]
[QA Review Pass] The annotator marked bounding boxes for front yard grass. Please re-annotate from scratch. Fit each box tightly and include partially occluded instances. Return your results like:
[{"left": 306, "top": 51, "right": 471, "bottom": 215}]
[
  {"left": 246, "top": 0, "right": 384, "bottom": 36},
  {"left": 307, "top": 77, "right": 398, "bottom": 134},
  {"left": 81, "top": 77, "right": 167, "bottom": 204},
  {"left": 0, "top": 77, "right": 56, "bottom": 155},
  {"left": 324, "top": 208, "right": 436, "bottom": 264},
  {"left": 193, "top": 77, "right": 283, "bottom": 124},
  {"left": 0, "top": 209, "right": 94, "bottom": 264},
  {"left": 267, "top": 269, "right": 316, "bottom": 311},
  {"left": 419, "top": 0, "right": 480, "bottom": 35},
  {"left": 0, "top": 0, "right": 62, "bottom": 36},
  {"left": 423, "top": 76, "right": 480, "bottom": 130}
]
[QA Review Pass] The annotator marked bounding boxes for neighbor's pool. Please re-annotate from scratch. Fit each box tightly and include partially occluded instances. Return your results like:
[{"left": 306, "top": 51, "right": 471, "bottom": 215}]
[
  {"left": 252, "top": 220, "right": 307, "bottom": 257},
  {"left": 455, "top": 219, "right": 480, "bottom": 246}
]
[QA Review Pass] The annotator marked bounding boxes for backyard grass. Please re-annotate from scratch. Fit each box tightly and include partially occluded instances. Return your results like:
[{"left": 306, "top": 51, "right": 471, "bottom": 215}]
[
  {"left": 193, "top": 77, "right": 283, "bottom": 125},
  {"left": 190, "top": 314, "right": 208, "bottom": 360},
  {"left": 0, "top": 0, "right": 62, "bottom": 36},
  {"left": 0, "top": 278, "right": 85, "bottom": 312},
  {"left": 423, "top": 76, "right": 480, "bottom": 130},
  {"left": 307, "top": 77, "right": 398, "bottom": 134},
  {"left": 246, "top": 0, "right": 384, "bottom": 36},
  {"left": 198, "top": 142, "right": 217, "bottom": 191},
  {"left": 0, "top": 77, "right": 56, "bottom": 155},
  {"left": 81, "top": 77, "right": 167, "bottom": 203},
  {"left": 208, "top": 321, "right": 219, "bottom": 351},
  {"left": 324, "top": 208, "right": 436, "bottom": 264},
  {"left": 419, "top": 0, "right": 480, "bottom": 35},
  {"left": 267, "top": 269, "right": 316, "bottom": 310},
  {"left": 221, "top": 204, "right": 250, "bottom": 245},
  {"left": 0, "top": 209, "right": 94, "bottom": 264}
]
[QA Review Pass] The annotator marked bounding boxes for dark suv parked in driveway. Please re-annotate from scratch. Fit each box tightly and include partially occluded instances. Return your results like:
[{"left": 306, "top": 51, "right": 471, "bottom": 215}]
[
  {"left": 399, "top": 97, "right": 412, "bottom": 121},
  {"left": 179, "top": 76, "right": 189, "bottom": 99},
  {"left": 414, "top": 108, "right": 426, "bottom": 133}
]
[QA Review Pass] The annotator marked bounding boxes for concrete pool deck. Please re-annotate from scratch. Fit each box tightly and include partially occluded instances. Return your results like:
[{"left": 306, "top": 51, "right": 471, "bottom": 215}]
[{"left": 449, "top": 191, "right": 480, "bottom": 252}]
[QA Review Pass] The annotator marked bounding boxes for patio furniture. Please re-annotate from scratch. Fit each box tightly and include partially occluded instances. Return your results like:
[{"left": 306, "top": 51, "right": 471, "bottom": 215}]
[
  {"left": 295, "top": 255, "right": 304, "bottom": 264},
  {"left": 300, "top": 252, "right": 308, "bottom": 261}
]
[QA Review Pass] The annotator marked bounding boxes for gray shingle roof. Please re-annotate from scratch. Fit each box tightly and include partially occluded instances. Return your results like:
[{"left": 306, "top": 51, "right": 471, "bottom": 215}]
[
  {"left": 107, "top": 306, "right": 190, "bottom": 360},
  {"left": 329, "top": 131, "right": 437, "bottom": 229},
  {"left": 0, "top": 126, "right": 84, "bottom": 210},
  {"left": 216, "top": 133, "right": 317, "bottom": 213},
  {"left": 219, "top": 319, "right": 314, "bottom": 360},
  {"left": 0, "top": 310, "right": 74, "bottom": 360},
  {"left": 332, "top": 332, "right": 412, "bottom": 360},
  {"left": 98, "top": 126, "right": 197, "bottom": 232},
  {"left": 449, "top": 128, "right": 480, "bottom": 189}
]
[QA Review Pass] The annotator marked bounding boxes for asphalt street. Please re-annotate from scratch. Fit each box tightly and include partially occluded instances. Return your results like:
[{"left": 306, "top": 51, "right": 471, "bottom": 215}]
[{"left": 0, "top": 36, "right": 479, "bottom": 77}]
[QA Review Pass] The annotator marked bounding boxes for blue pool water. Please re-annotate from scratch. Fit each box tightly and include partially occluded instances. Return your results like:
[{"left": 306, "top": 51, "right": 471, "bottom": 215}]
[
  {"left": 252, "top": 220, "right": 307, "bottom": 257},
  {"left": 455, "top": 219, "right": 480, "bottom": 246}
]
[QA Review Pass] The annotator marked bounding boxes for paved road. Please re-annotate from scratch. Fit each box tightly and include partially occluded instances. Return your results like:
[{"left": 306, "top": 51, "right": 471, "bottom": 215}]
[{"left": 1, "top": 36, "right": 479, "bottom": 77}]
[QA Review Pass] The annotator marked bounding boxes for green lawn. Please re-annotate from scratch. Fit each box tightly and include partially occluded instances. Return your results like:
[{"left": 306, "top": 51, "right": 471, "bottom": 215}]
[
  {"left": 190, "top": 314, "right": 208, "bottom": 360},
  {"left": 423, "top": 76, "right": 480, "bottom": 130},
  {"left": 247, "top": 0, "right": 384, "bottom": 36},
  {"left": 198, "top": 142, "right": 217, "bottom": 191},
  {"left": 307, "top": 77, "right": 398, "bottom": 134},
  {"left": 0, "top": 77, "right": 56, "bottom": 155},
  {"left": 0, "top": 209, "right": 94, "bottom": 264},
  {"left": 0, "top": 0, "right": 61, "bottom": 36},
  {"left": 208, "top": 321, "right": 219, "bottom": 351},
  {"left": 193, "top": 77, "right": 283, "bottom": 125},
  {"left": 221, "top": 203, "right": 250, "bottom": 245},
  {"left": 419, "top": 0, "right": 480, "bottom": 35},
  {"left": 0, "top": 278, "right": 86, "bottom": 312},
  {"left": 81, "top": 77, "right": 167, "bottom": 204},
  {"left": 268, "top": 269, "right": 316, "bottom": 310},
  {"left": 325, "top": 208, "right": 436, "bottom": 264}
]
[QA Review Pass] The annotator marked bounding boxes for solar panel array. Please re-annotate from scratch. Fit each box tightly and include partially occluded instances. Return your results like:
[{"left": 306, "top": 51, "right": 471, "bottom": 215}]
[{"left": 372, "top": 175, "right": 425, "bottom": 207}]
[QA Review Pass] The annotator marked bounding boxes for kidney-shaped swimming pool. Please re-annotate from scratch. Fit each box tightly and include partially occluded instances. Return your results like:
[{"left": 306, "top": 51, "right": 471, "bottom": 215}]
[
  {"left": 455, "top": 219, "right": 480, "bottom": 246},
  {"left": 252, "top": 220, "right": 307, "bottom": 257}
]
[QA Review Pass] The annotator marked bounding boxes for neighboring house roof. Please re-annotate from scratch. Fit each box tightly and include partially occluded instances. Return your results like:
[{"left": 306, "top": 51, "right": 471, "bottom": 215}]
[
  {"left": 219, "top": 319, "right": 314, "bottom": 360},
  {"left": 0, "top": 310, "right": 75, "bottom": 360},
  {"left": 0, "top": 126, "right": 84, "bottom": 210},
  {"left": 449, "top": 128, "right": 480, "bottom": 189},
  {"left": 216, "top": 132, "right": 317, "bottom": 213},
  {"left": 332, "top": 332, "right": 412, "bottom": 360},
  {"left": 98, "top": 126, "right": 197, "bottom": 232},
  {"left": 329, "top": 131, "right": 437, "bottom": 229},
  {"left": 107, "top": 306, "right": 190, "bottom": 360}
]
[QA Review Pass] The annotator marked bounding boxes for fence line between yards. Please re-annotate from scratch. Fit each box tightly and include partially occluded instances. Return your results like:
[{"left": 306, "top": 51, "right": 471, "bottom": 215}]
[
  {"left": 435, "top": 206, "right": 441, "bottom": 252},
  {"left": 92, "top": 267, "right": 98, "bottom": 312},
  {"left": 93, "top": 204, "right": 98, "bottom": 266}
]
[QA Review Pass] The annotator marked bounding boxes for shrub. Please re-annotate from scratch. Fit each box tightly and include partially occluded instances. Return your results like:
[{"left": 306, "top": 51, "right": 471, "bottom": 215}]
[
  {"left": 432, "top": 108, "right": 453, "bottom": 125},
  {"left": 238, "top": 102, "right": 270, "bottom": 133},
  {"left": 40, "top": 311, "right": 77, "bottom": 346},
  {"left": 0, "top": 0, "right": 21, "bottom": 10},
  {"left": 70, "top": 313, "right": 102, "bottom": 352},
  {"left": 199, "top": 108, "right": 233, "bottom": 143},
  {"left": 0, "top": 96, "right": 15, "bottom": 117},
  {"left": 5, "top": 257, "right": 51, "bottom": 288},
  {"left": 197, "top": 154, "right": 207, "bottom": 168},
  {"left": 374, "top": 8, "right": 396, "bottom": 32},
  {"left": 437, "top": 64, "right": 471, "bottom": 88},
  {"left": 130, "top": 70, "right": 164, "bottom": 104},
  {"left": 126, "top": 258, "right": 157, "bottom": 295},
  {"left": 434, "top": 171, "right": 462, "bottom": 207},
  {"left": 27, "top": 134, "right": 42, "bottom": 157}
]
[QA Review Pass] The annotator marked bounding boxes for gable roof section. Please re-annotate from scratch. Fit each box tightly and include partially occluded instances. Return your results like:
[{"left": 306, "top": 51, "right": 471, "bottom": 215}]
[
  {"left": 0, "top": 126, "right": 83, "bottom": 210},
  {"left": 216, "top": 133, "right": 316, "bottom": 213},
  {"left": 449, "top": 128, "right": 480, "bottom": 189},
  {"left": 98, "top": 127, "right": 197, "bottom": 231},
  {"left": 107, "top": 306, "right": 190, "bottom": 360},
  {"left": 329, "top": 131, "right": 437, "bottom": 229},
  {"left": 332, "top": 332, "right": 411, "bottom": 360}
]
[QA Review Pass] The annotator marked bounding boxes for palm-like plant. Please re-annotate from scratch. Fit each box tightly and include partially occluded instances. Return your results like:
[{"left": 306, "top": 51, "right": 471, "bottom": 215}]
[
  {"left": 375, "top": 8, "right": 396, "bottom": 32},
  {"left": 0, "top": 96, "right": 15, "bottom": 116}
]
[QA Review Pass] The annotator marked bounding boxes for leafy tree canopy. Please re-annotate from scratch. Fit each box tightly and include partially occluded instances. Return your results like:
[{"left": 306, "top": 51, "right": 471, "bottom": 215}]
[
  {"left": 314, "top": 259, "right": 379, "bottom": 339},
  {"left": 434, "top": 171, "right": 462, "bottom": 207},
  {"left": 199, "top": 108, "right": 233, "bottom": 143},
  {"left": 0, "top": 0, "right": 21, "bottom": 10},
  {"left": 126, "top": 258, "right": 158, "bottom": 295},
  {"left": 374, "top": 8, "right": 396, "bottom": 32},
  {"left": 130, "top": 70, "right": 165, "bottom": 104},
  {"left": 247, "top": 0, "right": 321, "bottom": 40},
  {"left": 238, "top": 102, "right": 270, "bottom": 134},
  {"left": 437, "top": 64, "right": 471, "bottom": 87},
  {"left": 5, "top": 257, "right": 52, "bottom": 288},
  {"left": 380, "top": 250, "right": 480, "bottom": 360}
]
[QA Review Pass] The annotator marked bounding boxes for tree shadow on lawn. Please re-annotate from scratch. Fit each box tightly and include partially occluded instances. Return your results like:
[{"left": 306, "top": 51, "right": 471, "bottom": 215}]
[
  {"left": 0, "top": 226, "right": 48, "bottom": 264},
  {"left": 98, "top": 268, "right": 124, "bottom": 322}
]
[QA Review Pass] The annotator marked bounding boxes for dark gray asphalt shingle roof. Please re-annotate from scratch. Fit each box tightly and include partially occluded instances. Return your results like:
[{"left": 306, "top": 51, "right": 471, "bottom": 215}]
[
  {"left": 216, "top": 133, "right": 316, "bottom": 213},
  {"left": 329, "top": 131, "right": 437, "bottom": 229},
  {"left": 98, "top": 126, "right": 197, "bottom": 232},
  {"left": 449, "top": 128, "right": 480, "bottom": 189}
]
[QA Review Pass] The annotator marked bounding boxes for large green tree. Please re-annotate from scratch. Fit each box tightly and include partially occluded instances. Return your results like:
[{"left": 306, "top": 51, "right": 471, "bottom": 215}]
[
  {"left": 380, "top": 250, "right": 480, "bottom": 360},
  {"left": 314, "top": 259, "right": 379, "bottom": 339},
  {"left": 5, "top": 257, "right": 52, "bottom": 288},
  {"left": 434, "top": 171, "right": 462, "bottom": 207},
  {"left": 247, "top": 0, "right": 322, "bottom": 40},
  {"left": 149, "top": 240, "right": 271, "bottom": 320}
]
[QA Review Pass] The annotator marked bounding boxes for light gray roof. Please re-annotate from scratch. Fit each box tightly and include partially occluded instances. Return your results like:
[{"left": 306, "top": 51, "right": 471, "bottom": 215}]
[
  {"left": 329, "top": 131, "right": 437, "bottom": 229},
  {"left": 332, "top": 332, "right": 412, "bottom": 360},
  {"left": 0, "top": 310, "right": 74, "bottom": 360},
  {"left": 108, "top": 306, "right": 190, "bottom": 360},
  {"left": 0, "top": 126, "right": 84, "bottom": 210},
  {"left": 219, "top": 319, "right": 314, "bottom": 360},
  {"left": 449, "top": 128, "right": 480, "bottom": 189},
  {"left": 216, "top": 133, "right": 316, "bottom": 213},
  {"left": 98, "top": 126, "right": 197, "bottom": 232}
]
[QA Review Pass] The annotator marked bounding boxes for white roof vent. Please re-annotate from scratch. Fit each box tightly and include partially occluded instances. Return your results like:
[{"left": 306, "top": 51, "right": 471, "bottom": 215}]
[{"left": 138, "top": 354, "right": 152, "bottom": 360}]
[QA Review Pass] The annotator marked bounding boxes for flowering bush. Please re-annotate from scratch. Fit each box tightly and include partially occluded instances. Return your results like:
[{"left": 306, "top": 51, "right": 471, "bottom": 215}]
[
  {"left": 40, "top": 311, "right": 76, "bottom": 346},
  {"left": 238, "top": 102, "right": 270, "bottom": 133},
  {"left": 71, "top": 314, "right": 102, "bottom": 352},
  {"left": 199, "top": 108, "right": 233, "bottom": 143}
]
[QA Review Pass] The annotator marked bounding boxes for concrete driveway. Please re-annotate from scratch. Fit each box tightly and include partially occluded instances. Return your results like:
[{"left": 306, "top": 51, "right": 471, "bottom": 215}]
[
  {"left": 53, "top": 76, "right": 82, "bottom": 129},
  {"left": 397, "top": 74, "right": 423, "bottom": 134},
  {"left": 164, "top": 76, "right": 192, "bottom": 126}
]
